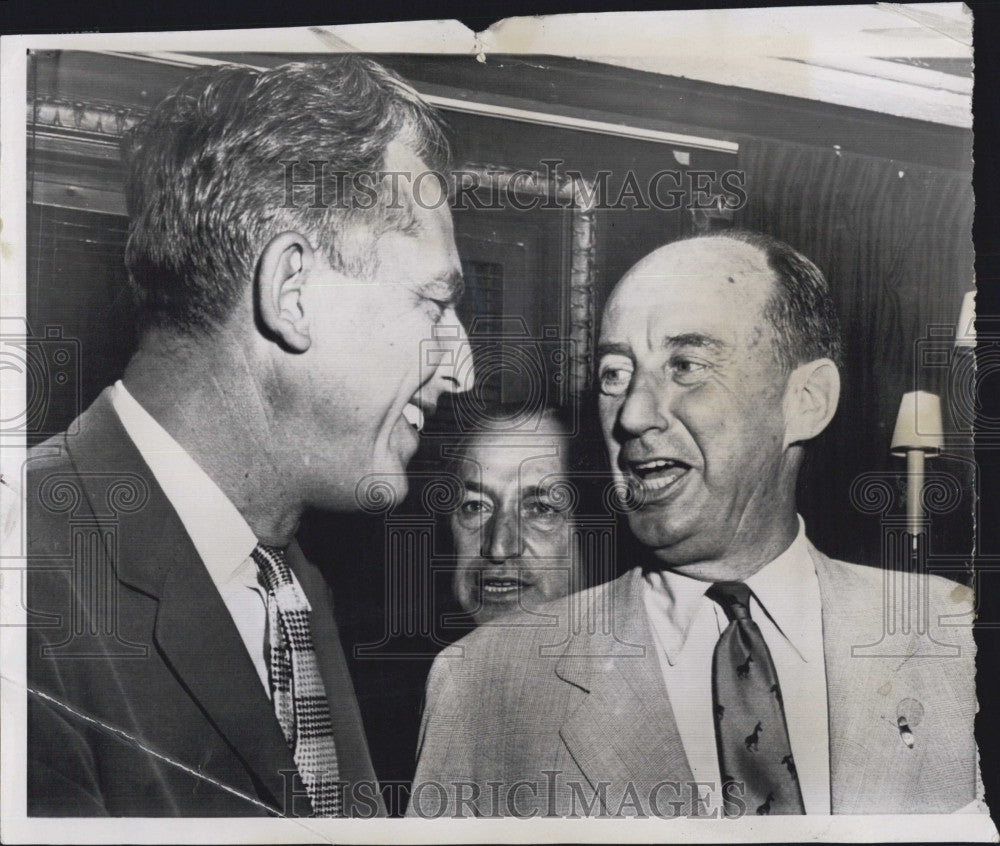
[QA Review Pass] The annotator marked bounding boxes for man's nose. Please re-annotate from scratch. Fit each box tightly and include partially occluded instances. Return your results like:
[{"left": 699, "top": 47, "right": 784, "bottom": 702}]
[
  {"left": 617, "top": 371, "right": 670, "bottom": 435},
  {"left": 430, "top": 310, "right": 475, "bottom": 395},
  {"left": 481, "top": 511, "right": 523, "bottom": 563}
]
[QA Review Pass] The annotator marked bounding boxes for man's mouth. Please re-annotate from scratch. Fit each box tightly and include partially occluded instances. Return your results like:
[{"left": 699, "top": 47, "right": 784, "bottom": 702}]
[
  {"left": 479, "top": 574, "right": 531, "bottom": 602},
  {"left": 626, "top": 457, "right": 692, "bottom": 495},
  {"left": 401, "top": 402, "right": 425, "bottom": 432}
]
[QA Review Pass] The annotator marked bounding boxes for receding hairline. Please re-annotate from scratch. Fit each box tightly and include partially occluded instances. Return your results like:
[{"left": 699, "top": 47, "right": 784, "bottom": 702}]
[
  {"left": 603, "top": 234, "right": 825, "bottom": 377},
  {"left": 616, "top": 236, "right": 772, "bottom": 292},
  {"left": 604, "top": 236, "right": 778, "bottom": 339}
]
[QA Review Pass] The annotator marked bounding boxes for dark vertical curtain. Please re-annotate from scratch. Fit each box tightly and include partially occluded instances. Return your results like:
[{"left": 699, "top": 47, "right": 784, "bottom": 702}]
[{"left": 736, "top": 138, "right": 974, "bottom": 566}]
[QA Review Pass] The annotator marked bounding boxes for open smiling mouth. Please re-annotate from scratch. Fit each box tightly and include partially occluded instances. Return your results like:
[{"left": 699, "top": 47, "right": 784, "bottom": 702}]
[{"left": 627, "top": 457, "right": 692, "bottom": 496}]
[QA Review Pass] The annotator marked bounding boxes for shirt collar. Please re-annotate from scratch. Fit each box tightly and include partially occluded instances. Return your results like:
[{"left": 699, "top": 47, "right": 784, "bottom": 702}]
[
  {"left": 643, "top": 567, "right": 711, "bottom": 662},
  {"left": 643, "top": 516, "right": 820, "bottom": 664},
  {"left": 744, "top": 516, "right": 821, "bottom": 663},
  {"left": 109, "top": 380, "right": 258, "bottom": 592}
]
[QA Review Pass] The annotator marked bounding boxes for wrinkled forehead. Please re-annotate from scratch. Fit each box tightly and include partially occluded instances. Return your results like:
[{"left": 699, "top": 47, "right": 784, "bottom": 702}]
[
  {"left": 602, "top": 238, "right": 775, "bottom": 339},
  {"left": 455, "top": 429, "right": 571, "bottom": 485}
]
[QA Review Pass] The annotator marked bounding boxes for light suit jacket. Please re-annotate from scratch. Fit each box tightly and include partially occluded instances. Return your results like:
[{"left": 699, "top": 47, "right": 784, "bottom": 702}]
[{"left": 409, "top": 545, "right": 978, "bottom": 817}]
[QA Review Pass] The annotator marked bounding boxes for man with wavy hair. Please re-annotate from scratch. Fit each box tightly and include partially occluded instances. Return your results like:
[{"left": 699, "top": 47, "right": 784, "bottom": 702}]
[{"left": 27, "top": 57, "right": 473, "bottom": 817}]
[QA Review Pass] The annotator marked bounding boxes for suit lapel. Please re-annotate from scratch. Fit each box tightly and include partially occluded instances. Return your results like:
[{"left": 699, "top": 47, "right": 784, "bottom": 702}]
[
  {"left": 556, "top": 568, "right": 693, "bottom": 808},
  {"left": 151, "top": 554, "right": 297, "bottom": 811},
  {"left": 65, "top": 391, "right": 297, "bottom": 812}
]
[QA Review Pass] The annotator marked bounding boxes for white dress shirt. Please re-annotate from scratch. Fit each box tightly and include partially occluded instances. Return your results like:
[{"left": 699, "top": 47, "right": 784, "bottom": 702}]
[
  {"left": 109, "top": 379, "right": 292, "bottom": 697},
  {"left": 642, "top": 517, "right": 831, "bottom": 815}
]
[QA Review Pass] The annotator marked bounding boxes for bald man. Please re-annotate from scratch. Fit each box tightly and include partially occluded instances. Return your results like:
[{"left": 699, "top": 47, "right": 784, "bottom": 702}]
[{"left": 408, "top": 232, "right": 979, "bottom": 819}]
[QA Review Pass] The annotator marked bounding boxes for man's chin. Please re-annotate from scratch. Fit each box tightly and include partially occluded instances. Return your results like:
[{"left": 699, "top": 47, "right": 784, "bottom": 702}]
[
  {"left": 637, "top": 524, "right": 736, "bottom": 579},
  {"left": 629, "top": 516, "right": 720, "bottom": 569},
  {"left": 464, "top": 584, "right": 539, "bottom": 625},
  {"left": 471, "top": 606, "right": 510, "bottom": 626},
  {"left": 628, "top": 510, "right": 690, "bottom": 549}
]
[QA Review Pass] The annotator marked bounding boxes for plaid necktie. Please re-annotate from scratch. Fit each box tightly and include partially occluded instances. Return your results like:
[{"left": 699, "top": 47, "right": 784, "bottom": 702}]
[
  {"left": 707, "top": 581, "right": 805, "bottom": 816},
  {"left": 252, "top": 544, "right": 342, "bottom": 816}
]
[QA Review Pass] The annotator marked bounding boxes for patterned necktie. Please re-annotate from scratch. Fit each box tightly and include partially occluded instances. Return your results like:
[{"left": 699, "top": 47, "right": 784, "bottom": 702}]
[
  {"left": 252, "top": 544, "right": 342, "bottom": 816},
  {"left": 706, "top": 581, "right": 804, "bottom": 816}
]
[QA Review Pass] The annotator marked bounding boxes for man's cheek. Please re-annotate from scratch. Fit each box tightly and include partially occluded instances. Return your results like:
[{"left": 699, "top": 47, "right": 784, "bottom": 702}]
[
  {"left": 598, "top": 402, "right": 620, "bottom": 438},
  {"left": 455, "top": 573, "right": 478, "bottom": 609},
  {"left": 537, "top": 574, "right": 565, "bottom": 602}
]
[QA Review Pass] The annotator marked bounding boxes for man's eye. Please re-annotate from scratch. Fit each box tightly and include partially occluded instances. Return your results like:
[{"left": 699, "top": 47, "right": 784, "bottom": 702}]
[
  {"left": 670, "top": 356, "right": 710, "bottom": 384},
  {"left": 598, "top": 363, "right": 633, "bottom": 396},
  {"left": 458, "top": 497, "right": 495, "bottom": 521},
  {"left": 524, "top": 500, "right": 566, "bottom": 524}
]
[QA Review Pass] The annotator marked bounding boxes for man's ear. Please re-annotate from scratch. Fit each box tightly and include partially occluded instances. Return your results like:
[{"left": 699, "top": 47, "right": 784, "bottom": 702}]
[
  {"left": 256, "top": 231, "right": 314, "bottom": 353},
  {"left": 782, "top": 358, "right": 841, "bottom": 449}
]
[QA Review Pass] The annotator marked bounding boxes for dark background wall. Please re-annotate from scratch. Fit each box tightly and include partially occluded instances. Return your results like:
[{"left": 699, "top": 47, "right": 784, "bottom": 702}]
[{"left": 24, "top": 49, "right": 975, "bottom": 810}]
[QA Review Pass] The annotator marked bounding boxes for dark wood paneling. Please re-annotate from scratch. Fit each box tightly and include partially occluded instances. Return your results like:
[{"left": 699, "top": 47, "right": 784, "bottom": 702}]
[
  {"left": 190, "top": 51, "right": 970, "bottom": 170},
  {"left": 25, "top": 205, "right": 135, "bottom": 444},
  {"left": 29, "top": 51, "right": 969, "bottom": 172},
  {"left": 378, "top": 54, "right": 971, "bottom": 172}
]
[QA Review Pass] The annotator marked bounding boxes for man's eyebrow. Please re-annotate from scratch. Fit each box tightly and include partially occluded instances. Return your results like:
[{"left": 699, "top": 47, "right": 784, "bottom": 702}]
[
  {"left": 596, "top": 341, "right": 633, "bottom": 360},
  {"left": 422, "top": 271, "right": 465, "bottom": 305},
  {"left": 521, "top": 483, "right": 562, "bottom": 501},
  {"left": 661, "top": 332, "right": 729, "bottom": 352},
  {"left": 460, "top": 478, "right": 498, "bottom": 500}
]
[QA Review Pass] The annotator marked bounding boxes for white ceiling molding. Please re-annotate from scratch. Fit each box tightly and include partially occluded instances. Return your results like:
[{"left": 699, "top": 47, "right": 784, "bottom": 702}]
[
  {"left": 72, "top": 5, "right": 973, "bottom": 130},
  {"left": 480, "top": 4, "right": 972, "bottom": 128}
]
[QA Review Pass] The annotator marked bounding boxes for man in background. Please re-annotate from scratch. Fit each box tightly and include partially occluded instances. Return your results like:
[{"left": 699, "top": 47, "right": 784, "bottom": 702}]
[
  {"left": 447, "top": 406, "right": 589, "bottom": 626},
  {"left": 27, "top": 57, "right": 473, "bottom": 817},
  {"left": 410, "top": 231, "right": 978, "bottom": 817}
]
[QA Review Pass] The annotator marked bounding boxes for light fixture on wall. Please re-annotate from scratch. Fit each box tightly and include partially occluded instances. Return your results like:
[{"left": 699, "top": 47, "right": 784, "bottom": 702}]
[{"left": 890, "top": 391, "right": 944, "bottom": 550}]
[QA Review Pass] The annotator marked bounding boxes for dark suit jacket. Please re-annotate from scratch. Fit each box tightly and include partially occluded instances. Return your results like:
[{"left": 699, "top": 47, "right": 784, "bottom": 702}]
[
  {"left": 26, "top": 390, "right": 385, "bottom": 817},
  {"left": 409, "top": 545, "right": 979, "bottom": 817}
]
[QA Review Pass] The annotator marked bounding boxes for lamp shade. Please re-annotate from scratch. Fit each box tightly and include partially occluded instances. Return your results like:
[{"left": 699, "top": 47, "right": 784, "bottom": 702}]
[
  {"left": 955, "top": 290, "right": 976, "bottom": 349},
  {"left": 890, "top": 391, "right": 944, "bottom": 455}
]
